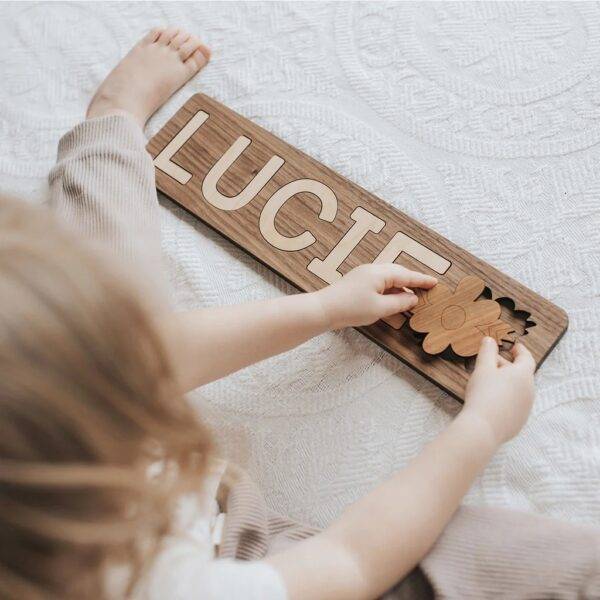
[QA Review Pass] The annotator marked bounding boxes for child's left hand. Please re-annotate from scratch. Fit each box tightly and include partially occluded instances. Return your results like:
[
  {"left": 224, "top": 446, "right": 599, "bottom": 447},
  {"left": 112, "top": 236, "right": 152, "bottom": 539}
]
[{"left": 315, "top": 263, "right": 437, "bottom": 330}]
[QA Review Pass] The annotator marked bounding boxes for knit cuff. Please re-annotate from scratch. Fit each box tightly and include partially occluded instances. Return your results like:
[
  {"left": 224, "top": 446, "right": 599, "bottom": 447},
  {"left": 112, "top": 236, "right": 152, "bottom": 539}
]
[{"left": 56, "top": 114, "right": 149, "bottom": 161}]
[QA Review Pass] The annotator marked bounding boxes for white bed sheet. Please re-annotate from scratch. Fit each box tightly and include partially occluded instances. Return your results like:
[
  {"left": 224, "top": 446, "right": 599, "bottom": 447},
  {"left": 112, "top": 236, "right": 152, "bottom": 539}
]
[{"left": 1, "top": 1, "right": 598, "bottom": 528}]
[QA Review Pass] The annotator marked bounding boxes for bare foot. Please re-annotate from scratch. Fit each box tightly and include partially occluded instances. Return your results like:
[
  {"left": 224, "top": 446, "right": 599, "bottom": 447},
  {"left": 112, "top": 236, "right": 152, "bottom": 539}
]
[{"left": 86, "top": 27, "right": 210, "bottom": 128}]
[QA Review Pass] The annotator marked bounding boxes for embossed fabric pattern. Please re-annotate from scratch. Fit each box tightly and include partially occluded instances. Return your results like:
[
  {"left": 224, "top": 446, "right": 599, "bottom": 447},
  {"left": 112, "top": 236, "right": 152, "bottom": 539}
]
[{"left": 0, "top": 1, "right": 598, "bottom": 528}]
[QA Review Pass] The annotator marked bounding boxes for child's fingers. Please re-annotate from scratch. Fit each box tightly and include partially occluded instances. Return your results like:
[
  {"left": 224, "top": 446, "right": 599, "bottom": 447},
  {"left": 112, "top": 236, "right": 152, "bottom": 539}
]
[
  {"left": 511, "top": 342, "right": 536, "bottom": 373},
  {"left": 497, "top": 354, "right": 510, "bottom": 368},
  {"left": 474, "top": 336, "right": 499, "bottom": 370},
  {"left": 379, "top": 264, "right": 437, "bottom": 291},
  {"left": 383, "top": 286, "right": 412, "bottom": 295},
  {"left": 378, "top": 291, "right": 419, "bottom": 315}
]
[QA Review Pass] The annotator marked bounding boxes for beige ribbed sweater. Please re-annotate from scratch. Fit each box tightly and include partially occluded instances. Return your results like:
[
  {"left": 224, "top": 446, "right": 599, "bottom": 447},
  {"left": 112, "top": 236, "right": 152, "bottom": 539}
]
[
  {"left": 49, "top": 114, "right": 600, "bottom": 599},
  {"left": 219, "top": 464, "right": 600, "bottom": 599}
]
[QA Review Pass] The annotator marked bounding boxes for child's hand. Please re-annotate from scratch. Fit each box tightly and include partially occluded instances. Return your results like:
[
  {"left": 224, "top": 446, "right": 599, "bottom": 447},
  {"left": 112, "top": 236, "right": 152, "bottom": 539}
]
[
  {"left": 315, "top": 263, "right": 437, "bottom": 330},
  {"left": 462, "top": 337, "right": 535, "bottom": 447}
]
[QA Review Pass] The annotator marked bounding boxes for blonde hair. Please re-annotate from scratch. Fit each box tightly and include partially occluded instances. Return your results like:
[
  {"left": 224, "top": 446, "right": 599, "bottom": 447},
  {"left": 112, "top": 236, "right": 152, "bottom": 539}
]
[{"left": 0, "top": 197, "right": 211, "bottom": 599}]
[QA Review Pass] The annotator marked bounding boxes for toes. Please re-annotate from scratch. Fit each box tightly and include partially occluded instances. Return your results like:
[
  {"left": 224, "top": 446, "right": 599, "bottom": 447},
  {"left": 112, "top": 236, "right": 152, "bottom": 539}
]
[
  {"left": 177, "top": 35, "right": 201, "bottom": 61},
  {"left": 178, "top": 35, "right": 208, "bottom": 62},
  {"left": 157, "top": 27, "right": 179, "bottom": 46},
  {"left": 169, "top": 29, "right": 190, "bottom": 50},
  {"left": 185, "top": 47, "right": 210, "bottom": 72},
  {"left": 143, "top": 27, "right": 163, "bottom": 44},
  {"left": 198, "top": 44, "right": 211, "bottom": 62}
]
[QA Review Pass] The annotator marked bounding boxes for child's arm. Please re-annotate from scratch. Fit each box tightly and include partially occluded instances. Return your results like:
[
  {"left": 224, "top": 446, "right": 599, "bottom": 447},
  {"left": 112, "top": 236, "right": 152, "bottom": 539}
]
[
  {"left": 162, "top": 264, "right": 437, "bottom": 392},
  {"left": 268, "top": 339, "right": 535, "bottom": 600},
  {"left": 48, "top": 116, "right": 166, "bottom": 295}
]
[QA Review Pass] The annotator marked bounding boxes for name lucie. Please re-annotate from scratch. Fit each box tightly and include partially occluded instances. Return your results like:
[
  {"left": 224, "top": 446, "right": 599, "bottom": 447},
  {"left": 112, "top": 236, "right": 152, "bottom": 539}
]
[{"left": 153, "top": 109, "right": 451, "bottom": 328}]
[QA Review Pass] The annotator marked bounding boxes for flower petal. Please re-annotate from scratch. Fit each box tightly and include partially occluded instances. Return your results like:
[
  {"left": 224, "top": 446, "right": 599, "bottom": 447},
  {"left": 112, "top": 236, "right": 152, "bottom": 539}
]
[
  {"left": 409, "top": 284, "right": 452, "bottom": 332},
  {"left": 465, "top": 298, "right": 501, "bottom": 326},
  {"left": 409, "top": 303, "right": 445, "bottom": 333},
  {"left": 453, "top": 276, "right": 486, "bottom": 303},
  {"left": 427, "top": 283, "right": 453, "bottom": 304},
  {"left": 422, "top": 330, "right": 452, "bottom": 355},
  {"left": 450, "top": 325, "right": 485, "bottom": 357},
  {"left": 412, "top": 284, "right": 452, "bottom": 312}
]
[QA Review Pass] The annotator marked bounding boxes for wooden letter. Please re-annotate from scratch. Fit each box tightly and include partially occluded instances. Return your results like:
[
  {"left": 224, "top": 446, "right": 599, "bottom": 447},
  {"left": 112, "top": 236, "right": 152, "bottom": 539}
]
[
  {"left": 308, "top": 207, "right": 385, "bottom": 283},
  {"left": 203, "top": 137, "right": 285, "bottom": 211},
  {"left": 154, "top": 111, "right": 209, "bottom": 184},
  {"left": 375, "top": 232, "right": 451, "bottom": 275},
  {"left": 259, "top": 179, "right": 337, "bottom": 251}
]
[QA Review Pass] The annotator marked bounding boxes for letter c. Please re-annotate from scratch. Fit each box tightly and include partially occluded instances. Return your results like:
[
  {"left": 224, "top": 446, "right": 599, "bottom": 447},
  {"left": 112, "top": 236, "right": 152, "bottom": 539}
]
[{"left": 259, "top": 179, "right": 337, "bottom": 251}]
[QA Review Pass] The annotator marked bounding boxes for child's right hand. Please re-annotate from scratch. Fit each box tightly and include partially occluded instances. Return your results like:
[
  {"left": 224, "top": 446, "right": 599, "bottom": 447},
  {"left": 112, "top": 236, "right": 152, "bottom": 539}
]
[
  {"left": 314, "top": 263, "right": 437, "bottom": 330},
  {"left": 462, "top": 337, "right": 536, "bottom": 447}
]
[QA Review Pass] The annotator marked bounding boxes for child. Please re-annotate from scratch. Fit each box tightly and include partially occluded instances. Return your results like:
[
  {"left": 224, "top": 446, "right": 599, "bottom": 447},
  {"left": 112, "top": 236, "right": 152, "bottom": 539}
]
[{"left": 0, "top": 28, "right": 596, "bottom": 600}]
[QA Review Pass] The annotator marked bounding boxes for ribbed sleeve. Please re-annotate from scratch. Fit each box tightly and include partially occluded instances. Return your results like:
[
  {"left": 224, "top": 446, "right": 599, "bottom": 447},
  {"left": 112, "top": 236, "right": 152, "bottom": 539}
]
[
  {"left": 48, "top": 115, "right": 166, "bottom": 296},
  {"left": 415, "top": 505, "right": 600, "bottom": 600},
  {"left": 218, "top": 466, "right": 600, "bottom": 600}
]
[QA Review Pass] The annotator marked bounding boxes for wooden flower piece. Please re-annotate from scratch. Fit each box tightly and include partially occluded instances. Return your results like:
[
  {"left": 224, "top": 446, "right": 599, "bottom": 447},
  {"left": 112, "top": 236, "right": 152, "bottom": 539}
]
[{"left": 409, "top": 276, "right": 513, "bottom": 357}]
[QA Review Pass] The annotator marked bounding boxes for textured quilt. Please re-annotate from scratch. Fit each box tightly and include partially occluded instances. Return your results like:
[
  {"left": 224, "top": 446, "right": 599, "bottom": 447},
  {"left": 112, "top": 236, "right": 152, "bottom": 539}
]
[{"left": 1, "top": 1, "right": 598, "bottom": 528}]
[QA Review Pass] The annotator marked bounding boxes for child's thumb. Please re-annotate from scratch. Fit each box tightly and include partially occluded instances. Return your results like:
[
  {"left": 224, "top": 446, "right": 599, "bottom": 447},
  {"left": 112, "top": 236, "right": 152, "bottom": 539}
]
[
  {"left": 474, "top": 336, "right": 498, "bottom": 370},
  {"left": 380, "top": 291, "right": 418, "bottom": 315}
]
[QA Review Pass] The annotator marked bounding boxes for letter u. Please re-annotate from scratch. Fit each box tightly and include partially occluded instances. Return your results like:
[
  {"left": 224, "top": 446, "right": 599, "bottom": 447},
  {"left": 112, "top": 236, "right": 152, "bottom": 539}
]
[{"left": 202, "top": 136, "right": 285, "bottom": 211}]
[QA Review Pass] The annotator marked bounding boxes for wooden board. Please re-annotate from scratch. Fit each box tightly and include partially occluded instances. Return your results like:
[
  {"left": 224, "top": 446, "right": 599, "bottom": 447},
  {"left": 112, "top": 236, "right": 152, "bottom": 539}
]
[{"left": 147, "top": 94, "right": 568, "bottom": 401}]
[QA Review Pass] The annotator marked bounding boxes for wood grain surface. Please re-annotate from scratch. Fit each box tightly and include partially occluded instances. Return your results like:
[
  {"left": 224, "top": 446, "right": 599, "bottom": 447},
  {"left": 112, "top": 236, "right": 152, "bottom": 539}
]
[
  {"left": 147, "top": 94, "right": 568, "bottom": 401},
  {"left": 409, "top": 275, "right": 514, "bottom": 358}
]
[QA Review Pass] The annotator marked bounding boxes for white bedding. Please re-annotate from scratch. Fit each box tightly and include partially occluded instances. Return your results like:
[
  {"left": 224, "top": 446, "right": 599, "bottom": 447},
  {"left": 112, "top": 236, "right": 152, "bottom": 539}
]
[{"left": 1, "top": 1, "right": 598, "bottom": 528}]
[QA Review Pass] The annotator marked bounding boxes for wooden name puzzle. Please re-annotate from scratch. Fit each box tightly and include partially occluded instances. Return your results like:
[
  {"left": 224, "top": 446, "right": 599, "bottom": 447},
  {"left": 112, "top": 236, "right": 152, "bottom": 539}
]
[{"left": 147, "top": 94, "right": 568, "bottom": 401}]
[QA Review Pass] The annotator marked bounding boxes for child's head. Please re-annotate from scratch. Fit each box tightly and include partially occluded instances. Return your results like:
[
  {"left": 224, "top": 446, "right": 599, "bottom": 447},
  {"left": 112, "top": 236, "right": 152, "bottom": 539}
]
[{"left": 0, "top": 197, "right": 211, "bottom": 599}]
